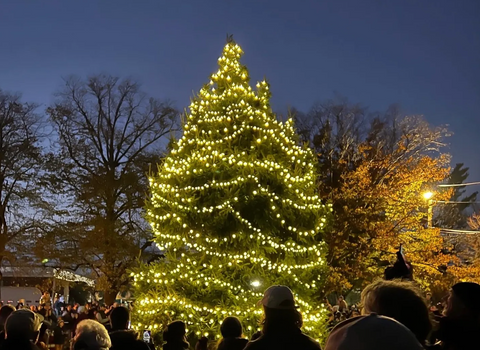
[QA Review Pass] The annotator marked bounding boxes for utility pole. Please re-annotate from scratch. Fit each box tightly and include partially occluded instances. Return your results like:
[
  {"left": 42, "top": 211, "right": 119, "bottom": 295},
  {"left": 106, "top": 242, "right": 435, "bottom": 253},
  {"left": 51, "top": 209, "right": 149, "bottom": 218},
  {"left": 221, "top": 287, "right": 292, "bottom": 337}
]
[
  {"left": 427, "top": 199, "right": 433, "bottom": 228},
  {"left": 423, "top": 192, "right": 434, "bottom": 228}
]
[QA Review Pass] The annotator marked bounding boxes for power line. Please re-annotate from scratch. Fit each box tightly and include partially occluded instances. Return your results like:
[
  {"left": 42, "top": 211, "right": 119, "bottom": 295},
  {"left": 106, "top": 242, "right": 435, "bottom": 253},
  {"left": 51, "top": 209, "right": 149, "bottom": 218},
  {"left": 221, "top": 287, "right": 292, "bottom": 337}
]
[
  {"left": 440, "top": 228, "right": 480, "bottom": 235},
  {"left": 438, "top": 181, "right": 480, "bottom": 187},
  {"left": 436, "top": 201, "right": 480, "bottom": 204}
]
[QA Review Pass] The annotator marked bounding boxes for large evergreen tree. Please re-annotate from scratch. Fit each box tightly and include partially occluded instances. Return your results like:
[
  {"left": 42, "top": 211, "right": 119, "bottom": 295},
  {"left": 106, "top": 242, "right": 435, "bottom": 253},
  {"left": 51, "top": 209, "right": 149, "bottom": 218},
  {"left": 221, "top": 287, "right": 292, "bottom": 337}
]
[
  {"left": 132, "top": 39, "right": 330, "bottom": 341},
  {"left": 435, "top": 163, "right": 478, "bottom": 229}
]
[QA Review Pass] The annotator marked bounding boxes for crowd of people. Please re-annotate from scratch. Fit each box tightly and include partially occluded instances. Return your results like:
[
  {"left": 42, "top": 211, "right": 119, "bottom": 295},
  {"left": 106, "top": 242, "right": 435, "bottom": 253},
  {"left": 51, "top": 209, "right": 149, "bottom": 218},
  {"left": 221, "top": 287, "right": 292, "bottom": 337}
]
[
  {"left": 0, "top": 297, "right": 151, "bottom": 350},
  {"left": 0, "top": 278, "right": 477, "bottom": 350}
]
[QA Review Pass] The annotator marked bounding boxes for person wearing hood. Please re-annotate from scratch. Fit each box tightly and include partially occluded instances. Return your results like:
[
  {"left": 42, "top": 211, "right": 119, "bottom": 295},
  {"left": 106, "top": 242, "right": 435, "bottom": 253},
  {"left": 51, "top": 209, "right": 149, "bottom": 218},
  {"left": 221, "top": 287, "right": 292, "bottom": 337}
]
[
  {"left": 162, "top": 321, "right": 189, "bottom": 350},
  {"left": 108, "top": 306, "right": 149, "bottom": 350},
  {"left": 435, "top": 282, "right": 480, "bottom": 350},
  {"left": 217, "top": 317, "right": 248, "bottom": 350}
]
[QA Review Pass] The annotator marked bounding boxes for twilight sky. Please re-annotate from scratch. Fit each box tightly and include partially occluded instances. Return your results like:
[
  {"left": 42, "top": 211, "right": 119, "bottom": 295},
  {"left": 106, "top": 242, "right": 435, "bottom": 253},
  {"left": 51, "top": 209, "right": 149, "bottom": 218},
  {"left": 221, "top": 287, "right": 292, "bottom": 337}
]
[{"left": 1, "top": 0, "right": 479, "bottom": 180}]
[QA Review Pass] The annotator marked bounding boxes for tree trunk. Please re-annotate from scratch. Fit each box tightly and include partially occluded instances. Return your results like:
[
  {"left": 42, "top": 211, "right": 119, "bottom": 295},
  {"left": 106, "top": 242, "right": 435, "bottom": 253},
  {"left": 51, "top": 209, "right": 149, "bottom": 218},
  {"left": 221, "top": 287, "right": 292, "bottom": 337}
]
[{"left": 104, "top": 290, "right": 117, "bottom": 306}]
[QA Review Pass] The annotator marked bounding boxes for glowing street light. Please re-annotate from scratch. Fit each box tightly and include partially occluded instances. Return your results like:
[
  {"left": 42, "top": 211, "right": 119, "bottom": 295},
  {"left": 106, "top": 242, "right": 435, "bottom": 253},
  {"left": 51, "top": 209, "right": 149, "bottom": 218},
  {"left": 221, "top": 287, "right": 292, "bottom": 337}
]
[{"left": 423, "top": 192, "right": 434, "bottom": 200}]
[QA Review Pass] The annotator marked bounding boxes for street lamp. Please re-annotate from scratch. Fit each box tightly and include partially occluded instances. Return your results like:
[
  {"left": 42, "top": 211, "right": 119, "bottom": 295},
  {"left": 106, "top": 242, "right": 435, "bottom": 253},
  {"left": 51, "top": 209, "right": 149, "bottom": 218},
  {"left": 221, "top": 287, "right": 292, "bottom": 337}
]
[
  {"left": 423, "top": 192, "right": 434, "bottom": 228},
  {"left": 423, "top": 192, "right": 434, "bottom": 200}
]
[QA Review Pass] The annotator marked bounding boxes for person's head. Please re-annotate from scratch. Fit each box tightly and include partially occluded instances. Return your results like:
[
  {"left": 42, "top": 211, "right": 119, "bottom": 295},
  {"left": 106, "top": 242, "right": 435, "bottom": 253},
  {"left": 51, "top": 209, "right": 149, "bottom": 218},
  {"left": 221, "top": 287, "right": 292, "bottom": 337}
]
[
  {"left": 426, "top": 292, "right": 432, "bottom": 301},
  {"left": 195, "top": 336, "right": 208, "bottom": 350},
  {"left": 109, "top": 306, "right": 130, "bottom": 331},
  {"left": 163, "top": 320, "right": 187, "bottom": 343},
  {"left": 445, "top": 282, "right": 480, "bottom": 321},
  {"left": 258, "top": 285, "right": 302, "bottom": 334},
  {"left": 72, "top": 319, "right": 111, "bottom": 350},
  {"left": 338, "top": 296, "right": 344, "bottom": 302},
  {"left": 0, "top": 305, "right": 16, "bottom": 328},
  {"left": 325, "top": 314, "right": 423, "bottom": 350},
  {"left": 220, "top": 317, "right": 243, "bottom": 339},
  {"left": 67, "top": 305, "right": 73, "bottom": 311},
  {"left": 5, "top": 309, "right": 43, "bottom": 342},
  {"left": 361, "top": 279, "right": 431, "bottom": 344}
]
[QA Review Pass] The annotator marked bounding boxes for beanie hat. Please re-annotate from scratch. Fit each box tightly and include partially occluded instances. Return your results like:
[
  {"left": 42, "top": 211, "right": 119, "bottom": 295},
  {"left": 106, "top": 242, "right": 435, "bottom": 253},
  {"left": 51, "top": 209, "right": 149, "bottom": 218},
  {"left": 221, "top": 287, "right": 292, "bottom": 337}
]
[
  {"left": 452, "top": 282, "right": 480, "bottom": 317},
  {"left": 325, "top": 314, "right": 423, "bottom": 350},
  {"left": 258, "top": 285, "right": 296, "bottom": 309}
]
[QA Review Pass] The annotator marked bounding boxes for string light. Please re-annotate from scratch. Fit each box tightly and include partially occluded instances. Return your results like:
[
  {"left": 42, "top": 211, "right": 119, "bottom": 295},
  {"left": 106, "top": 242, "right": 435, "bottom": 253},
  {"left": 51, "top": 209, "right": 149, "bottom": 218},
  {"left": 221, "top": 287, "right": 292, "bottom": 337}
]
[{"left": 132, "top": 40, "right": 330, "bottom": 341}]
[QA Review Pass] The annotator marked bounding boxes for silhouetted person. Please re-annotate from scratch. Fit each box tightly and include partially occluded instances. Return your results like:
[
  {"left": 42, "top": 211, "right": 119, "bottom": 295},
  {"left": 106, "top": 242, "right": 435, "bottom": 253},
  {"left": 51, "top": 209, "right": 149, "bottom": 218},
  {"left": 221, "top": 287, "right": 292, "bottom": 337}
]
[
  {"left": 361, "top": 279, "right": 432, "bottom": 346},
  {"left": 1, "top": 309, "right": 44, "bottom": 350},
  {"left": 435, "top": 282, "right": 480, "bottom": 350},
  {"left": 217, "top": 317, "right": 248, "bottom": 350},
  {"left": 324, "top": 314, "right": 423, "bottom": 350},
  {"left": 384, "top": 247, "right": 412, "bottom": 281},
  {"left": 0, "top": 305, "right": 15, "bottom": 347},
  {"left": 162, "top": 321, "right": 189, "bottom": 350},
  {"left": 71, "top": 319, "right": 111, "bottom": 350},
  {"left": 195, "top": 336, "right": 208, "bottom": 350},
  {"left": 109, "top": 306, "right": 149, "bottom": 350},
  {"left": 244, "top": 285, "right": 321, "bottom": 350}
]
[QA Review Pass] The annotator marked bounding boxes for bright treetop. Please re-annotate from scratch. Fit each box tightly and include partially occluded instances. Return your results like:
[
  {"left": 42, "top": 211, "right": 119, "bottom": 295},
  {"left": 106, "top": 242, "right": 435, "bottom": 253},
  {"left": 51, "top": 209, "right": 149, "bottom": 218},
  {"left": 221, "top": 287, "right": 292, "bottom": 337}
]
[{"left": 132, "top": 38, "right": 330, "bottom": 340}]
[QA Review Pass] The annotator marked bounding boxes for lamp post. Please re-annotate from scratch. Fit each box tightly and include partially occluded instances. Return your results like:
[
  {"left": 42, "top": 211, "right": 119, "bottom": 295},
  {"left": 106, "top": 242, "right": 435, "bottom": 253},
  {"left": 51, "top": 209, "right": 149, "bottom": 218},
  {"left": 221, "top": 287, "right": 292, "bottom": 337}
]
[{"left": 423, "top": 192, "right": 434, "bottom": 228}]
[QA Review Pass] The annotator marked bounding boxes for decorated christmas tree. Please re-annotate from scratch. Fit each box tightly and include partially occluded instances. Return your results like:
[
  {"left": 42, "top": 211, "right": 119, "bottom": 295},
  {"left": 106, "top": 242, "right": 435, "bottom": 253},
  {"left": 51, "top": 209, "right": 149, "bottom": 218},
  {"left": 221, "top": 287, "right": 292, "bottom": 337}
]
[{"left": 132, "top": 38, "right": 331, "bottom": 341}]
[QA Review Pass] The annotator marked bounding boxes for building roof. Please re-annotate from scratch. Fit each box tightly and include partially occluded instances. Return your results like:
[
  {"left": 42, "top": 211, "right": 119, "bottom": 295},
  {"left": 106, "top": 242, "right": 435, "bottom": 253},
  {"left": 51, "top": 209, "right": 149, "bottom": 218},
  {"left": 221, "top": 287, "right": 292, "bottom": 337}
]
[{"left": 0, "top": 266, "right": 95, "bottom": 287}]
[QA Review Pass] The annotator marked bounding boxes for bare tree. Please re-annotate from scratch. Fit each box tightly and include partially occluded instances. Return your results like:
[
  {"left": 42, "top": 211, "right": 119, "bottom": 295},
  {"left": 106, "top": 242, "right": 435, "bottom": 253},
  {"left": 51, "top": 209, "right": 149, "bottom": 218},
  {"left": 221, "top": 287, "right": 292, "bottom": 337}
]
[
  {"left": 0, "top": 90, "right": 46, "bottom": 266},
  {"left": 44, "top": 75, "right": 178, "bottom": 301}
]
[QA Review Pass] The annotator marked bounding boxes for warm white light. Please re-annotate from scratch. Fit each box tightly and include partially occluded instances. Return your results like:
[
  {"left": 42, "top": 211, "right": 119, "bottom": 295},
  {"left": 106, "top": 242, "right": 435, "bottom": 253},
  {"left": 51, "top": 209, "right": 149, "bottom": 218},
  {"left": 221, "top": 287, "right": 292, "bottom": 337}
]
[
  {"left": 423, "top": 192, "right": 434, "bottom": 200},
  {"left": 251, "top": 280, "right": 261, "bottom": 287}
]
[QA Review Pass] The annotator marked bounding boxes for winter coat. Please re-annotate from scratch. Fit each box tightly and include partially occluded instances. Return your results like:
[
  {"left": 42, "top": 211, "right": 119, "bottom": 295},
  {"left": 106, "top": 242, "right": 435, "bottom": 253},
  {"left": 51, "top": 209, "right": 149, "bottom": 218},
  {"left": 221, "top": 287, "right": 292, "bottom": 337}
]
[
  {"left": 435, "top": 317, "right": 480, "bottom": 350},
  {"left": 217, "top": 337, "right": 249, "bottom": 350},
  {"left": 0, "top": 338, "right": 41, "bottom": 350},
  {"left": 244, "top": 328, "right": 321, "bottom": 350},
  {"left": 109, "top": 330, "right": 150, "bottom": 350},
  {"left": 163, "top": 340, "right": 190, "bottom": 350}
]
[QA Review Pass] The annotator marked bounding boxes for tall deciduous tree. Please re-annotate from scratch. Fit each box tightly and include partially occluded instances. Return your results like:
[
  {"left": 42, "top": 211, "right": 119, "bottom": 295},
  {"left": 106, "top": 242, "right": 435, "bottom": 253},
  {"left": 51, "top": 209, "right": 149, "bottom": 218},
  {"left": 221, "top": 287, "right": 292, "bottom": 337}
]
[
  {"left": 0, "top": 90, "right": 46, "bottom": 266},
  {"left": 296, "top": 100, "right": 455, "bottom": 292},
  {"left": 44, "top": 76, "right": 177, "bottom": 301}
]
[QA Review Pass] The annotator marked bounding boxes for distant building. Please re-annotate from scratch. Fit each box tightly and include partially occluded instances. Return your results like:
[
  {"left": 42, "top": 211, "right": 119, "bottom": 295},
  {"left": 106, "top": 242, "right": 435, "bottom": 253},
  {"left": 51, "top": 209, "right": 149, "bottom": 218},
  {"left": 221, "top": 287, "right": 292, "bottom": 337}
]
[{"left": 0, "top": 265, "right": 94, "bottom": 304}]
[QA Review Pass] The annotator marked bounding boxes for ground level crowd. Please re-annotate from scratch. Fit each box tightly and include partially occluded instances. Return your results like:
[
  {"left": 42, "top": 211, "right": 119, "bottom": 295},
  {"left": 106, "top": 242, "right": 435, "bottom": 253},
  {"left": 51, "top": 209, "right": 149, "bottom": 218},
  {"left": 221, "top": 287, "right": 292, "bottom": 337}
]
[{"left": 0, "top": 279, "right": 478, "bottom": 350}]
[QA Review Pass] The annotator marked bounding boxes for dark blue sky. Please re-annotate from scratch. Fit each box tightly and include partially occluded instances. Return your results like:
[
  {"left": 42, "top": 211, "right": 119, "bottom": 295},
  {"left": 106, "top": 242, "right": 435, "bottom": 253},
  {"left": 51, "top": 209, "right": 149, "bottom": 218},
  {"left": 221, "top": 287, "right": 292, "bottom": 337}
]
[{"left": 1, "top": 0, "right": 479, "bottom": 180}]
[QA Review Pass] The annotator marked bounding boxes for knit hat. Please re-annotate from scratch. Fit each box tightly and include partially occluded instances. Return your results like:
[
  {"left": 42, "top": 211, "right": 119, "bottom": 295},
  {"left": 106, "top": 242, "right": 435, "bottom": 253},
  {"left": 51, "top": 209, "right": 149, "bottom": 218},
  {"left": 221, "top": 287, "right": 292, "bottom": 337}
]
[
  {"left": 325, "top": 314, "right": 423, "bottom": 350},
  {"left": 6, "top": 309, "right": 43, "bottom": 340},
  {"left": 452, "top": 282, "right": 480, "bottom": 317},
  {"left": 258, "top": 285, "right": 296, "bottom": 309}
]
